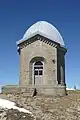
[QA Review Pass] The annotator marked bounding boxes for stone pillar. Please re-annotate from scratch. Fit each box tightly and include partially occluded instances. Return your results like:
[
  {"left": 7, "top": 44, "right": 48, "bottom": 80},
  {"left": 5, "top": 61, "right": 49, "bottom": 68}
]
[{"left": 60, "top": 65, "right": 65, "bottom": 86}]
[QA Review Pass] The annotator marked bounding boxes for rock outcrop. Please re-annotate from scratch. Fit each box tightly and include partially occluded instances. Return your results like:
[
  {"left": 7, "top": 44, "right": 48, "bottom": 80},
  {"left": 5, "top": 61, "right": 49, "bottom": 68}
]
[
  {"left": 0, "top": 108, "right": 35, "bottom": 120},
  {"left": 0, "top": 98, "right": 35, "bottom": 120}
]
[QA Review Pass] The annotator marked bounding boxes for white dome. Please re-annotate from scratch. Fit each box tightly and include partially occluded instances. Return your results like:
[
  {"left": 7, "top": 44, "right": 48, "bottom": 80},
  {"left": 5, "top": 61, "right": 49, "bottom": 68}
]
[
  {"left": 16, "top": 21, "right": 65, "bottom": 46},
  {"left": 23, "top": 21, "right": 64, "bottom": 46}
]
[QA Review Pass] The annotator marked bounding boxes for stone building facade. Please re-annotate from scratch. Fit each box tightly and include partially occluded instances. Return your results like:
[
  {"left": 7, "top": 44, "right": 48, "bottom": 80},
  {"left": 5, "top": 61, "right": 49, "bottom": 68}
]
[{"left": 2, "top": 21, "right": 67, "bottom": 96}]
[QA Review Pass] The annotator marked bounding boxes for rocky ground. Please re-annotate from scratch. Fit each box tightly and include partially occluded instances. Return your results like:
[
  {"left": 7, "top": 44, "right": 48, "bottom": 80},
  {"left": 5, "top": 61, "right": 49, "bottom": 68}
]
[
  {"left": 0, "top": 90, "right": 80, "bottom": 120},
  {"left": 0, "top": 108, "right": 35, "bottom": 120}
]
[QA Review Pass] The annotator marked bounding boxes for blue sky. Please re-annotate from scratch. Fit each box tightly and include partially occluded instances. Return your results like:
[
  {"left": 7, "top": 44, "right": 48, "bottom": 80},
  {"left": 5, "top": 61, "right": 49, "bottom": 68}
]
[{"left": 0, "top": 0, "right": 80, "bottom": 88}]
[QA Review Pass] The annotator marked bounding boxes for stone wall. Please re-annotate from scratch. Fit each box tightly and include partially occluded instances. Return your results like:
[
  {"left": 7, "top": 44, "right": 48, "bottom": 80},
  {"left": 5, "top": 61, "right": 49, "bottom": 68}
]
[
  {"left": 19, "top": 37, "right": 58, "bottom": 86},
  {"left": 2, "top": 85, "right": 66, "bottom": 97},
  {"left": 15, "top": 35, "right": 67, "bottom": 96}
]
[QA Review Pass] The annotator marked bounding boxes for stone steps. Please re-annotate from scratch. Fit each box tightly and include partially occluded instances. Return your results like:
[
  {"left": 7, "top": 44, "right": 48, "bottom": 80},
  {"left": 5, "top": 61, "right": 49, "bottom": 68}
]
[
  {"left": 2, "top": 86, "right": 37, "bottom": 97},
  {"left": 21, "top": 88, "right": 37, "bottom": 97}
]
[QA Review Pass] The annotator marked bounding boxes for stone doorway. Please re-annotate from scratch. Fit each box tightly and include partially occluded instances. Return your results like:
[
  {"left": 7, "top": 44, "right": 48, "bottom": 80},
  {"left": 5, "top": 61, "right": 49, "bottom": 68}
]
[{"left": 33, "top": 61, "right": 43, "bottom": 85}]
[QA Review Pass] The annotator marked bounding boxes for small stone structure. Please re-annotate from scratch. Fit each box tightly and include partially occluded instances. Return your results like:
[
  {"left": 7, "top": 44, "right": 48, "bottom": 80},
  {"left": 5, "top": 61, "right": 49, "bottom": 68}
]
[{"left": 2, "top": 21, "right": 67, "bottom": 96}]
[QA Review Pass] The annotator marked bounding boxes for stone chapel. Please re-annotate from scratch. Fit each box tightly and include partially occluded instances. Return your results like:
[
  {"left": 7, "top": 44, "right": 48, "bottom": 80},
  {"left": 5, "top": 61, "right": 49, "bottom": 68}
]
[{"left": 2, "top": 21, "right": 67, "bottom": 96}]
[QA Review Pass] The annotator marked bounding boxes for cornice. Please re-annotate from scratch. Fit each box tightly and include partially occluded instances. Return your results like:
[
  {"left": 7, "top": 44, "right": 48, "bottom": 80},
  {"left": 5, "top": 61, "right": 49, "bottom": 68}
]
[{"left": 17, "top": 35, "right": 66, "bottom": 54}]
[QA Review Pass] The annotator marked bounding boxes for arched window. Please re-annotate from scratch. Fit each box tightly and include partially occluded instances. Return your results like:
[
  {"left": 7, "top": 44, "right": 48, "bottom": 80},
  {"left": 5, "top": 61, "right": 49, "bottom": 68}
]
[
  {"left": 29, "top": 57, "right": 46, "bottom": 85},
  {"left": 34, "top": 61, "right": 43, "bottom": 76},
  {"left": 34, "top": 61, "right": 43, "bottom": 65}
]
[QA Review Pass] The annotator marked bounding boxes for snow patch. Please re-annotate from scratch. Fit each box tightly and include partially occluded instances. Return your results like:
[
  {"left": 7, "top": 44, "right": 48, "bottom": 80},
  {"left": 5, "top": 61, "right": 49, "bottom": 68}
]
[
  {"left": 0, "top": 98, "right": 32, "bottom": 114},
  {"left": 66, "top": 88, "right": 75, "bottom": 90}
]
